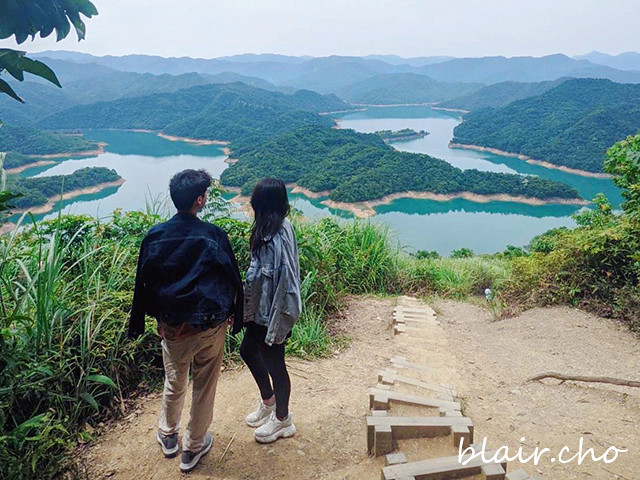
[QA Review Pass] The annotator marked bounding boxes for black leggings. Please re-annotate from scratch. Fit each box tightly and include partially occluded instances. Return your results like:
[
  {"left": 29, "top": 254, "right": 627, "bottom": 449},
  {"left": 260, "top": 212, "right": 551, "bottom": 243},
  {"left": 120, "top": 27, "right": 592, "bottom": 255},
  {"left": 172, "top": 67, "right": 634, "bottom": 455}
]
[{"left": 239, "top": 322, "right": 291, "bottom": 419}]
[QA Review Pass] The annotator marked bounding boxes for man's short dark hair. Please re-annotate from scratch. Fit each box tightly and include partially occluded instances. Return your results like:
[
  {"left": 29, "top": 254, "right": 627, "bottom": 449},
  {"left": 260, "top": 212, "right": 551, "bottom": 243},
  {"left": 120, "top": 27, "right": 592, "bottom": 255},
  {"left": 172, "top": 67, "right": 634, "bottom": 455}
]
[{"left": 169, "top": 169, "right": 212, "bottom": 211}]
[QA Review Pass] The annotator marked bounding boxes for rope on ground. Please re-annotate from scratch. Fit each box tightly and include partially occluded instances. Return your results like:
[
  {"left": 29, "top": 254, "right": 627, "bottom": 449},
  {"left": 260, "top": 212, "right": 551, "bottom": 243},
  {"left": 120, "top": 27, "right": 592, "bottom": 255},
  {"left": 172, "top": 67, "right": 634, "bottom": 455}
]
[{"left": 527, "top": 371, "right": 640, "bottom": 388}]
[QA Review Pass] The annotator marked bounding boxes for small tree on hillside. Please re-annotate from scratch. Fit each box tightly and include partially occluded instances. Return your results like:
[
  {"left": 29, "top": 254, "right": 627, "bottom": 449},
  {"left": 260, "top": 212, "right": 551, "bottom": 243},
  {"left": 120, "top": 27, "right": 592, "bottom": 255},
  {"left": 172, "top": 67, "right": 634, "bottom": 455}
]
[{"left": 604, "top": 132, "right": 640, "bottom": 218}]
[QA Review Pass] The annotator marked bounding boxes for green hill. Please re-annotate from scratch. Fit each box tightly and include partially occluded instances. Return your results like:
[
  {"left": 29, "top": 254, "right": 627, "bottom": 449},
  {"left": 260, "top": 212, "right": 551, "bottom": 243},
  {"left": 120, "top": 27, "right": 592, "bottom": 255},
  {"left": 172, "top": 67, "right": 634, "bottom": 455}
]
[
  {"left": 336, "top": 73, "right": 482, "bottom": 105},
  {"left": 0, "top": 124, "right": 98, "bottom": 156},
  {"left": 437, "top": 78, "right": 567, "bottom": 111},
  {"left": 221, "top": 126, "right": 581, "bottom": 203},
  {"left": 452, "top": 78, "right": 640, "bottom": 172},
  {"left": 6, "top": 167, "right": 121, "bottom": 208},
  {"left": 36, "top": 83, "right": 348, "bottom": 146}
]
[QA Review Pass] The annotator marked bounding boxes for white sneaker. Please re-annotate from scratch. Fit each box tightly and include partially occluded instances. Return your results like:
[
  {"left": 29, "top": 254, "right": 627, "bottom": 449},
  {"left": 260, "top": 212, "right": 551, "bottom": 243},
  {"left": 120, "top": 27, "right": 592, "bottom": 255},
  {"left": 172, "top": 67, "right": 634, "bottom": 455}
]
[
  {"left": 254, "top": 412, "right": 296, "bottom": 443},
  {"left": 245, "top": 399, "right": 276, "bottom": 427}
]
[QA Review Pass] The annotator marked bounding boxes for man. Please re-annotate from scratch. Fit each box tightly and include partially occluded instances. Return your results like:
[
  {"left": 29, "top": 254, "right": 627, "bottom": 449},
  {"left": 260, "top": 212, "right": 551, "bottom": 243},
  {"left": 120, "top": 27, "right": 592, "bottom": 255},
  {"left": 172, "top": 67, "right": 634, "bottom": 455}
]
[{"left": 128, "top": 169, "right": 243, "bottom": 473}]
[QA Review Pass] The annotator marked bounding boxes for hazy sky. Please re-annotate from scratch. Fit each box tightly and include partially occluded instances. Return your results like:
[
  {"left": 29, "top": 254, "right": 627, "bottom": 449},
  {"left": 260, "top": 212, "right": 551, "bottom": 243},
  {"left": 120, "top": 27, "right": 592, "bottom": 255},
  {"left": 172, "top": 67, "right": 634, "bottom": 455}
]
[{"left": 1, "top": 0, "right": 638, "bottom": 59}]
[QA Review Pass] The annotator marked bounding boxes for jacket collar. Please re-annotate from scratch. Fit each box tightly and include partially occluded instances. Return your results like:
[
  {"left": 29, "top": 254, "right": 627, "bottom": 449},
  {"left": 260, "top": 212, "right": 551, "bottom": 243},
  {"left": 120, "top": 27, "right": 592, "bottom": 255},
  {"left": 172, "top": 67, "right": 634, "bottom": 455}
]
[{"left": 173, "top": 211, "right": 201, "bottom": 222}]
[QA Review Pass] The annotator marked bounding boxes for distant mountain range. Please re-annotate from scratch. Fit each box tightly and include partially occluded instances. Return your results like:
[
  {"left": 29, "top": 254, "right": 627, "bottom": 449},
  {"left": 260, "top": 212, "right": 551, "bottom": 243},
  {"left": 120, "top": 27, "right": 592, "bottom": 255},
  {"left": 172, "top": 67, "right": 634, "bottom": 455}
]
[
  {"left": 33, "top": 51, "right": 640, "bottom": 94},
  {"left": 0, "top": 61, "right": 290, "bottom": 126},
  {"left": 437, "top": 78, "right": 568, "bottom": 111},
  {"left": 336, "top": 73, "right": 482, "bottom": 105},
  {"left": 573, "top": 51, "right": 640, "bottom": 72}
]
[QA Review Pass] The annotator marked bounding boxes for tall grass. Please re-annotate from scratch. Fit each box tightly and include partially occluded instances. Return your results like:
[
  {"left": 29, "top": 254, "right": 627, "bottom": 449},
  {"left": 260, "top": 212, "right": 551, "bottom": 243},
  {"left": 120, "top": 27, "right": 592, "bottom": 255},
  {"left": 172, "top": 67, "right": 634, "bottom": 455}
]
[{"left": 0, "top": 210, "right": 513, "bottom": 479}]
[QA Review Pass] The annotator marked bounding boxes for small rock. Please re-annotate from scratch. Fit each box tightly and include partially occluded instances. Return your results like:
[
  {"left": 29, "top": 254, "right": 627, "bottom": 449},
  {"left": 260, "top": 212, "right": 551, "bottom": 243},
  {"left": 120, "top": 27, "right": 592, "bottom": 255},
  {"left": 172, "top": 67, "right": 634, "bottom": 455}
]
[{"left": 297, "top": 449, "right": 306, "bottom": 456}]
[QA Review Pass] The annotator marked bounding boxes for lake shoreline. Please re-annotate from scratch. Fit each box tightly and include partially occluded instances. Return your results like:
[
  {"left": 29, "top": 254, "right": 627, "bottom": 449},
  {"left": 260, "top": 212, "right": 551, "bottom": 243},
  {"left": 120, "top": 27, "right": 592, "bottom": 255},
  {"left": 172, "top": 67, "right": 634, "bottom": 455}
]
[
  {"left": 449, "top": 143, "right": 612, "bottom": 179},
  {"left": 5, "top": 160, "right": 57, "bottom": 174},
  {"left": 224, "top": 183, "right": 589, "bottom": 219},
  {"left": 11, "top": 178, "right": 126, "bottom": 216},
  {"left": 350, "top": 102, "right": 435, "bottom": 107},
  {"left": 32, "top": 142, "right": 107, "bottom": 159},
  {"left": 431, "top": 106, "right": 470, "bottom": 114}
]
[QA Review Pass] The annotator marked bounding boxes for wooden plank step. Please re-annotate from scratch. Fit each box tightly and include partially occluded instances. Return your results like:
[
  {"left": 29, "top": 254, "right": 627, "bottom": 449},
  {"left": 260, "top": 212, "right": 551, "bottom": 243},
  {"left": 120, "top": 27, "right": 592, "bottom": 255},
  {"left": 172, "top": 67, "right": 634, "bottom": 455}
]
[
  {"left": 505, "top": 470, "right": 530, "bottom": 480},
  {"left": 395, "top": 306, "right": 436, "bottom": 315},
  {"left": 482, "top": 463, "right": 506, "bottom": 480},
  {"left": 385, "top": 453, "right": 408, "bottom": 466},
  {"left": 394, "top": 311, "right": 436, "bottom": 319},
  {"left": 381, "top": 451, "right": 506, "bottom": 480},
  {"left": 378, "top": 370, "right": 457, "bottom": 396},
  {"left": 367, "top": 416, "right": 474, "bottom": 455},
  {"left": 393, "top": 315, "right": 439, "bottom": 325},
  {"left": 369, "top": 388, "right": 460, "bottom": 411},
  {"left": 391, "top": 357, "right": 436, "bottom": 373}
]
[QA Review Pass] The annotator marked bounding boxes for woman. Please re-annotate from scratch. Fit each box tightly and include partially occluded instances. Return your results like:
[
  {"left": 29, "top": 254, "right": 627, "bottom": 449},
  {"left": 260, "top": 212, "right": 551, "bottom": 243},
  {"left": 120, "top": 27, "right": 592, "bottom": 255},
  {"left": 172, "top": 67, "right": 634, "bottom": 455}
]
[{"left": 240, "top": 177, "right": 302, "bottom": 444}]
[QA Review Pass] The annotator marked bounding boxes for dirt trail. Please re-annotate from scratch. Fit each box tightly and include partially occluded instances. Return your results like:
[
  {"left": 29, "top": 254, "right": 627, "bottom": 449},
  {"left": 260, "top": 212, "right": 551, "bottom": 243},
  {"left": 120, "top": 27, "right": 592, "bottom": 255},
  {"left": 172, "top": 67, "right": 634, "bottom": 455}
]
[{"left": 80, "top": 297, "right": 640, "bottom": 480}]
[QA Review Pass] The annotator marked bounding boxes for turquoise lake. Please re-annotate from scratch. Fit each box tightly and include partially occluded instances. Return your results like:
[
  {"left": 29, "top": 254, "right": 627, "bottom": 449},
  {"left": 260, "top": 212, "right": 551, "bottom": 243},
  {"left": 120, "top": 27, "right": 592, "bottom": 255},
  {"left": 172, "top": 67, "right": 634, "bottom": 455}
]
[{"left": 17, "top": 106, "right": 624, "bottom": 255}]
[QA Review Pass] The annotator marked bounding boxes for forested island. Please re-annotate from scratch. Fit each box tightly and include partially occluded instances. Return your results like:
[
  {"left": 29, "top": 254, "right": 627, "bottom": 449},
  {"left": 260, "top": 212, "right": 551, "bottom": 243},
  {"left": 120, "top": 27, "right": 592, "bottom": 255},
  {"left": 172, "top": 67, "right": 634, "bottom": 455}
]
[
  {"left": 376, "top": 129, "right": 429, "bottom": 142},
  {"left": 221, "top": 126, "right": 583, "bottom": 209},
  {"left": 452, "top": 78, "right": 640, "bottom": 173},
  {"left": 6, "top": 167, "right": 123, "bottom": 211}
]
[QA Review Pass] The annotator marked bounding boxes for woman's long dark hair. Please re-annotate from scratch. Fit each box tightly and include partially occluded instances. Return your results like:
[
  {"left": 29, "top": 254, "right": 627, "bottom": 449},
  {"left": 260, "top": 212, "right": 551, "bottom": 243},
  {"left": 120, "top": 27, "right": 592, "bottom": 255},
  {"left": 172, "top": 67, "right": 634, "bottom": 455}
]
[{"left": 249, "top": 178, "right": 290, "bottom": 251}]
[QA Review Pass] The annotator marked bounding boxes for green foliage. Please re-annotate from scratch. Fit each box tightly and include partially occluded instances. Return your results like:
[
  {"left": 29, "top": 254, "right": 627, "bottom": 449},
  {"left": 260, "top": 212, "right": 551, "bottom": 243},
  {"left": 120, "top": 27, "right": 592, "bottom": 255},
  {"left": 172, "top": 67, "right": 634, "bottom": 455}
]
[
  {"left": 0, "top": 123, "right": 98, "bottom": 156},
  {"left": 36, "top": 83, "right": 343, "bottom": 147},
  {"left": 604, "top": 132, "right": 640, "bottom": 217},
  {"left": 0, "top": 1, "right": 98, "bottom": 44},
  {"left": 414, "top": 250, "right": 440, "bottom": 260},
  {"left": 375, "top": 128, "right": 428, "bottom": 141},
  {"left": 6, "top": 167, "right": 121, "bottom": 208},
  {"left": 453, "top": 78, "right": 640, "bottom": 172},
  {"left": 500, "top": 200, "right": 640, "bottom": 330},
  {"left": 451, "top": 248, "right": 474, "bottom": 258},
  {"left": 500, "top": 245, "right": 527, "bottom": 258},
  {"left": 438, "top": 78, "right": 565, "bottom": 111},
  {"left": 221, "top": 126, "right": 581, "bottom": 202},
  {"left": 526, "top": 226, "right": 570, "bottom": 253},
  {"left": 0, "top": 0, "right": 98, "bottom": 124},
  {"left": 399, "top": 255, "right": 511, "bottom": 299}
]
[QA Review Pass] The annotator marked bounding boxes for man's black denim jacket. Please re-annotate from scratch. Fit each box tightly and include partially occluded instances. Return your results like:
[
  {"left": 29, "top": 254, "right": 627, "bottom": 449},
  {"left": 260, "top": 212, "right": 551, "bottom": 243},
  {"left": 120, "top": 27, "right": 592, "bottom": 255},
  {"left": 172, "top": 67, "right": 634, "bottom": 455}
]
[{"left": 128, "top": 212, "right": 244, "bottom": 338}]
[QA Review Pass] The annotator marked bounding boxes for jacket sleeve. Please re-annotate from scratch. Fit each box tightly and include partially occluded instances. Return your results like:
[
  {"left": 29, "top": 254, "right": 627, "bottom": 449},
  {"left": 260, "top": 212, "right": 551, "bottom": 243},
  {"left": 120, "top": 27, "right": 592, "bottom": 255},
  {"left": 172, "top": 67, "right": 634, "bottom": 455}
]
[
  {"left": 128, "top": 238, "right": 148, "bottom": 339},
  {"left": 220, "top": 232, "right": 244, "bottom": 334},
  {"left": 265, "top": 225, "right": 302, "bottom": 345}
]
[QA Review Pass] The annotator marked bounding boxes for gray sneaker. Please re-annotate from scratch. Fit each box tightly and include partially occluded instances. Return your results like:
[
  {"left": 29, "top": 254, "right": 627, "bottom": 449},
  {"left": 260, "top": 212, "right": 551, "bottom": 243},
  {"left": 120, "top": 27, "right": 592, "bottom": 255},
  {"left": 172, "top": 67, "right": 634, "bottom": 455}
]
[
  {"left": 156, "top": 431, "right": 179, "bottom": 458},
  {"left": 179, "top": 432, "right": 213, "bottom": 473},
  {"left": 245, "top": 399, "right": 276, "bottom": 427},
  {"left": 254, "top": 412, "right": 296, "bottom": 444}
]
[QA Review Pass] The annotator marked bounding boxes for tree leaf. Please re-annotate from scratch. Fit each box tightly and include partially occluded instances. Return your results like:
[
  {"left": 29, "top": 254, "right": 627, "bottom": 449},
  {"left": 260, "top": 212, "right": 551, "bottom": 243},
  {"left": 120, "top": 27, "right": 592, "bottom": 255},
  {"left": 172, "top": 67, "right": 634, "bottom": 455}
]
[
  {"left": 86, "top": 374, "right": 117, "bottom": 389},
  {"left": 12, "top": 413, "right": 49, "bottom": 434},
  {"left": 0, "top": 48, "right": 25, "bottom": 81},
  {"left": 17, "top": 57, "right": 61, "bottom": 87},
  {"left": 0, "top": 78, "right": 24, "bottom": 103},
  {"left": 80, "top": 392, "right": 99, "bottom": 410}
]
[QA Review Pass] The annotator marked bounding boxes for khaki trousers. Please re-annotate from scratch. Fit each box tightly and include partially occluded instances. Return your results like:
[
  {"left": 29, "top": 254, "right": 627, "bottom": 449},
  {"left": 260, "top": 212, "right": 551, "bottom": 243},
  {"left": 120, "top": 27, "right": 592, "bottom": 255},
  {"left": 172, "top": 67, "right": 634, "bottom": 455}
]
[{"left": 158, "top": 324, "right": 226, "bottom": 452}]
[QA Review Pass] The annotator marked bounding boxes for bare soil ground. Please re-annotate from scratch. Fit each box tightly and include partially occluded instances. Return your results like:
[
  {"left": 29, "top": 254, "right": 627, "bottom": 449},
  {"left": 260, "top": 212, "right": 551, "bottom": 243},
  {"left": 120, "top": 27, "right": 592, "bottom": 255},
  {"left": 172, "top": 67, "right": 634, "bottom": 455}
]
[
  {"left": 78, "top": 296, "right": 640, "bottom": 480},
  {"left": 436, "top": 299, "right": 640, "bottom": 480}
]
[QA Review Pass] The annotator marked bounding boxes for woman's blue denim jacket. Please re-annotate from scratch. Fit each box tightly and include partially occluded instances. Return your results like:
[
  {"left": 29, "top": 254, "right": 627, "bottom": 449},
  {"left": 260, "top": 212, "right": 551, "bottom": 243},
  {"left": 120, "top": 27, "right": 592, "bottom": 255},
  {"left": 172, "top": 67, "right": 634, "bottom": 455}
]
[{"left": 244, "top": 218, "right": 302, "bottom": 345}]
